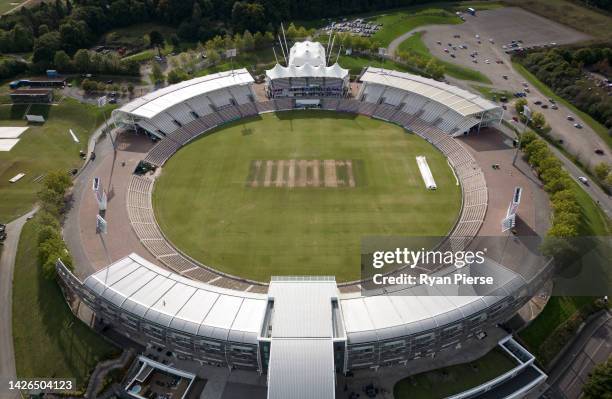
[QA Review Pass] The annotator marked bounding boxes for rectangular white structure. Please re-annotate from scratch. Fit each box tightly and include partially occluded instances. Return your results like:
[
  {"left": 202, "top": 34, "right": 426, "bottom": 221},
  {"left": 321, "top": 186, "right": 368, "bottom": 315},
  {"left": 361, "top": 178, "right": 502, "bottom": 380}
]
[
  {"left": 9, "top": 172, "right": 25, "bottom": 183},
  {"left": 0, "top": 139, "right": 20, "bottom": 152},
  {"left": 416, "top": 155, "right": 437, "bottom": 190},
  {"left": 69, "top": 129, "right": 79, "bottom": 143},
  {"left": 0, "top": 126, "right": 28, "bottom": 138}
]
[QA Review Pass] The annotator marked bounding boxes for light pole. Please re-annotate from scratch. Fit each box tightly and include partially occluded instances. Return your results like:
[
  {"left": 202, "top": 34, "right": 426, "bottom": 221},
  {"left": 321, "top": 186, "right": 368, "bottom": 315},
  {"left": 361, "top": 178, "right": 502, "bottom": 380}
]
[{"left": 512, "top": 105, "right": 531, "bottom": 166}]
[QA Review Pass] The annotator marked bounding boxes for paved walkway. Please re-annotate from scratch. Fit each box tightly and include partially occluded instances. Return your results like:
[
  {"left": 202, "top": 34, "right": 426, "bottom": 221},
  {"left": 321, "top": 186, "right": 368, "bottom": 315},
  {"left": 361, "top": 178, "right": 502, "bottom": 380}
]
[
  {"left": 0, "top": 208, "right": 37, "bottom": 399},
  {"left": 497, "top": 123, "right": 612, "bottom": 218}
]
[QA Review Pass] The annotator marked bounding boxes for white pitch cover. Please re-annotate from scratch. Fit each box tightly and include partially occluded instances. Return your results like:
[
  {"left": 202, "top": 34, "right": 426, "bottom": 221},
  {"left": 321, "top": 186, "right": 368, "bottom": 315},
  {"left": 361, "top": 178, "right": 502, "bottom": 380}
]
[{"left": 416, "top": 155, "right": 437, "bottom": 190}]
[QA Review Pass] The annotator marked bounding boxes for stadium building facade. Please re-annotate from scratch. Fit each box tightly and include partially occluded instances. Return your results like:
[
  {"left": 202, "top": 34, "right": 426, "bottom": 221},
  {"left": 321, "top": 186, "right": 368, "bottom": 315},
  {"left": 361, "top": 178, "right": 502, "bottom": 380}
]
[
  {"left": 57, "top": 254, "right": 549, "bottom": 398},
  {"left": 62, "top": 47, "right": 553, "bottom": 397},
  {"left": 265, "top": 41, "right": 350, "bottom": 98}
]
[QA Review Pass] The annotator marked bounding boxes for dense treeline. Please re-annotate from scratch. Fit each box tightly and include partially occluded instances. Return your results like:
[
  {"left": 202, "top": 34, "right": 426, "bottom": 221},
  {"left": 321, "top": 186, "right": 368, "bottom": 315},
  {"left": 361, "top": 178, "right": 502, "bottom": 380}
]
[
  {"left": 0, "top": 0, "right": 439, "bottom": 53},
  {"left": 515, "top": 47, "right": 612, "bottom": 130},
  {"left": 581, "top": 0, "right": 612, "bottom": 12},
  {"left": 36, "top": 170, "right": 74, "bottom": 278}
]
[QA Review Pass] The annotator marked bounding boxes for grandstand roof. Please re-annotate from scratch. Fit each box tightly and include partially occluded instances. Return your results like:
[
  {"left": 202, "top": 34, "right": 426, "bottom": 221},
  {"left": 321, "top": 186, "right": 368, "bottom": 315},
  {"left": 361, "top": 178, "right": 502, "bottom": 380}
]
[
  {"left": 84, "top": 253, "right": 266, "bottom": 344},
  {"left": 360, "top": 67, "right": 500, "bottom": 117},
  {"left": 266, "top": 62, "right": 349, "bottom": 80},
  {"left": 288, "top": 41, "right": 326, "bottom": 67},
  {"left": 115, "top": 69, "right": 254, "bottom": 120},
  {"left": 339, "top": 260, "right": 525, "bottom": 343}
]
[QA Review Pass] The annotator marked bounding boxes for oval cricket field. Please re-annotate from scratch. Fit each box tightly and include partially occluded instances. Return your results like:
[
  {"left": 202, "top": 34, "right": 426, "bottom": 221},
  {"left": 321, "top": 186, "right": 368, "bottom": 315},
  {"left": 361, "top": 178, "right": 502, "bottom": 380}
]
[{"left": 153, "top": 110, "right": 461, "bottom": 282}]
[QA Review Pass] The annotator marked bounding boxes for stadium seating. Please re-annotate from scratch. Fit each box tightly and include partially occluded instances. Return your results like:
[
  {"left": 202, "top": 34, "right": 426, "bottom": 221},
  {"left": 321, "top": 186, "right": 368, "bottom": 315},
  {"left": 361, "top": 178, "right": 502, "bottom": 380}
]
[
  {"left": 127, "top": 175, "right": 253, "bottom": 289},
  {"left": 256, "top": 100, "right": 276, "bottom": 113},
  {"left": 218, "top": 105, "right": 242, "bottom": 122},
  {"left": 144, "top": 138, "right": 181, "bottom": 166},
  {"left": 372, "top": 103, "right": 398, "bottom": 121},
  {"left": 238, "top": 102, "right": 258, "bottom": 117},
  {"left": 337, "top": 99, "right": 360, "bottom": 113}
]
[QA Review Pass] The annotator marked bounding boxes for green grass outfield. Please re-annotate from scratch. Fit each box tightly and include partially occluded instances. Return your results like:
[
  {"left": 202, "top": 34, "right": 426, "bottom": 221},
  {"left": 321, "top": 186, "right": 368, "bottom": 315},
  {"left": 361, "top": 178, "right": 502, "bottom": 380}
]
[
  {"left": 0, "top": 99, "right": 115, "bottom": 222},
  {"left": 13, "top": 218, "right": 119, "bottom": 388},
  {"left": 153, "top": 111, "right": 461, "bottom": 282}
]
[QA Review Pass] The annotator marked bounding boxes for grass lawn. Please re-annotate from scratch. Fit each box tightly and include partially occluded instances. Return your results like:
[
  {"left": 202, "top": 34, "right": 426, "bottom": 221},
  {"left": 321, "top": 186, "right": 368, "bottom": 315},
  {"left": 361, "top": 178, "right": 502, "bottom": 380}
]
[
  {"left": 195, "top": 48, "right": 277, "bottom": 77},
  {"left": 504, "top": 0, "right": 612, "bottom": 41},
  {"left": 394, "top": 348, "right": 516, "bottom": 398},
  {"left": 153, "top": 111, "right": 461, "bottom": 282},
  {"left": 398, "top": 32, "right": 492, "bottom": 83},
  {"left": 0, "top": 99, "right": 116, "bottom": 222},
  {"left": 519, "top": 296, "right": 595, "bottom": 352},
  {"left": 470, "top": 84, "right": 513, "bottom": 101},
  {"left": 0, "top": 0, "right": 26, "bottom": 14},
  {"left": 337, "top": 54, "right": 424, "bottom": 76},
  {"left": 512, "top": 61, "right": 612, "bottom": 150},
  {"left": 103, "top": 23, "right": 177, "bottom": 47},
  {"left": 372, "top": 8, "right": 462, "bottom": 46},
  {"left": 12, "top": 219, "right": 119, "bottom": 388}
]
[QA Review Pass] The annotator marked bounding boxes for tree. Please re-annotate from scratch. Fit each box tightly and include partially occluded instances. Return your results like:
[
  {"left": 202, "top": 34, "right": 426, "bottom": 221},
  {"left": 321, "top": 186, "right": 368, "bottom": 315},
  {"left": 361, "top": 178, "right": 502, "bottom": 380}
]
[
  {"left": 530, "top": 111, "right": 546, "bottom": 130},
  {"left": 149, "top": 30, "right": 165, "bottom": 57},
  {"left": 59, "top": 20, "right": 89, "bottom": 54},
  {"left": 170, "top": 33, "right": 180, "bottom": 49},
  {"left": 207, "top": 49, "right": 220, "bottom": 65},
  {"left": 150, "top": 62, "right": 165, "bottom": 84},
  {"left": 43, "top": 170, "right": 72, "bottom": 195},
  {"left": 243, "top": 30, "right": 255, "bottom": 51},
  {"left": 32, "top": 32, "right": 62, "bottom": 66},
  {"left": 594, "top": 162, "right": 610, "bottom": 181},
  {"left": 127, "top": 82, "right": 135, "bottom": 95},
  {"left": 53, "top": 50, "right": 71, "bottom": 71},
  {"left": 515, "top": 98, "right": 528, "bottom": 115},
  {"left": 73, "top": 49, "right": 91, "bottom": 72},
  {"left": 232, "top": 1, "right": 266, "bottom": 33},
  {"left": 167, "top": 68, "right": 189, "bottom": 84},
  {"left": 583, "top": 359, "right": 612, "bottom": 399}
]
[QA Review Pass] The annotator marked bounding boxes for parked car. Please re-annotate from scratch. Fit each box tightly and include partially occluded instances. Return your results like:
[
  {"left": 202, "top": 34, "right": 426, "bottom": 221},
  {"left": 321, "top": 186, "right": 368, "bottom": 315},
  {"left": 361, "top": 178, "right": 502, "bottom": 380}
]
[
  {"left": 551, "top": 104, "right": 558, "bottom": 110},
  {"left": 578, "top": 176, "right": 588, "bottom": 185},
  {"left": 574, "top": 123, "right": 583, "bottom": 129},
  {"left": 595, "top": 149, "right": 605, "bottom": 155},
  {"left": 567, "top": 115, "right": 574, "bottom": 121}
]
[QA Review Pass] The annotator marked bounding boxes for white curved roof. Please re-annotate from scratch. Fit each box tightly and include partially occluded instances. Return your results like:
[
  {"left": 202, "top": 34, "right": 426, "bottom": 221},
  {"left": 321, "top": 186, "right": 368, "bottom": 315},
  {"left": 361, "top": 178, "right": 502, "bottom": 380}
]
[
  {"left": 266, "top": 62, "right": 348, "bottom": 80},
  {"left": 340, "top": 260, "right": 525, "bottom": 344},
  {"left": 289, "top": 41, "right": 326, "bottom": 67},
  {"left": 84, "top": 253, "right": 526, "bottom": 345},
  {"left": 360, "top": 67, "right": 500, "bottom": 117},
  {"left": 84, "top": 253, "right": 266, "bottom": 344},
  {"left": 115, "top": 69, "right": 254, "bottom": 120}
]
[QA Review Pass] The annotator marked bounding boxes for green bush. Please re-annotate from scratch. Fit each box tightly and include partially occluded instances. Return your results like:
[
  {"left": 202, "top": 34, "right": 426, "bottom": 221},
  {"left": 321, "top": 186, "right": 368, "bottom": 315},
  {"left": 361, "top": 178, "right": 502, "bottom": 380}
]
[
  {"left": 35, "top": 170, "right": 75, "bottom": 278},
  {"left": 521, "top": 135, "right": 581, "bottom": 243}
]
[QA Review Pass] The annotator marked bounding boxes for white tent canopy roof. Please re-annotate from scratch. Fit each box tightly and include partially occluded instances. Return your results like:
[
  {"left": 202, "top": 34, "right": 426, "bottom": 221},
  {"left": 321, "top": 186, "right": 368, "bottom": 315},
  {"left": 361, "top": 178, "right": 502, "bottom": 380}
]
[
  {"left": 115, "top": 69, "right": 254, "bottom": 120},
  {"left": 360, "top": 67, "right": 500, "bottom": 117},
  {"left": 266, "top": 62, "right": 349, "bottom": 80},
  {"left": 288, "top": 41, "right": 326, "bottom": 67}
]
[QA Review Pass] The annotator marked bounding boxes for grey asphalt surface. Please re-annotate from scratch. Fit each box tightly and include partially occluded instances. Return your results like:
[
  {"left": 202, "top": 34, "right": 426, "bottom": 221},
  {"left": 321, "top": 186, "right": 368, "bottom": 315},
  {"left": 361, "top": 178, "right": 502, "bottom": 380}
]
[
  {"left": 546, "top": 311, "right": 612, "bottom": 399},
  {"left": 0, "top": 208, "right": 37, "bottom": 399},
  {"left": 497, "top": 123, "right": 612, "bottom": 218}
]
